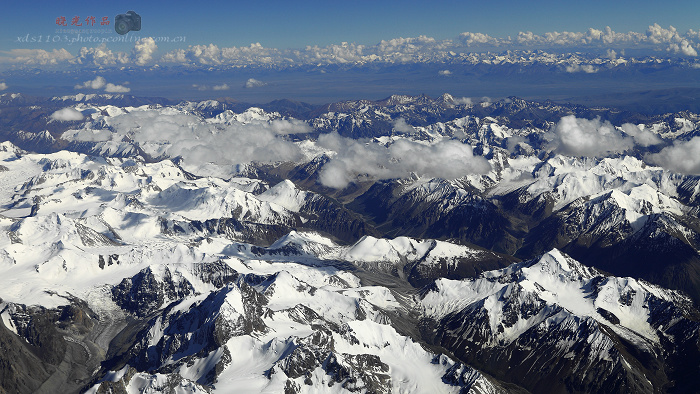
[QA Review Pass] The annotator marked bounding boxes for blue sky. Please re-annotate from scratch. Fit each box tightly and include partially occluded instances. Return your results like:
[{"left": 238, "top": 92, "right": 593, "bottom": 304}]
[
  {"left": 2, "top": 0, "right": 700, "bottom": 52},
  {"left": 2, "top": 0, "right": 700, "bottom": 104}
]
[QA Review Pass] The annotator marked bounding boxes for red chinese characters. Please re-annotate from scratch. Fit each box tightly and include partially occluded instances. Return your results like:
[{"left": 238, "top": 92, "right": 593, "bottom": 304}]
[{"left": 55, "top": 16, "right": 111, "bottom": 27}]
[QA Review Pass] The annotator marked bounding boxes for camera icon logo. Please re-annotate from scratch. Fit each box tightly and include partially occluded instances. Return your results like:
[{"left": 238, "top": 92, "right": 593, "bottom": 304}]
[{"left": 115, "top": 11, "right": 141, "bottom": 35}]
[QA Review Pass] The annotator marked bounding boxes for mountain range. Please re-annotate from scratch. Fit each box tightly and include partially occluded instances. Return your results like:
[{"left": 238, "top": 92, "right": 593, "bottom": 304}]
[{"left": 2, "top": 92, "right": 700, "bottom": 393}]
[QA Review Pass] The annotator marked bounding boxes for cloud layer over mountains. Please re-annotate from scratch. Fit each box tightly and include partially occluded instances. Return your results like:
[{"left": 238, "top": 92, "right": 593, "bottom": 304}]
[
  {"left": 647, "top": 137, "right": 700, "bottom": 174},
  {"left": 55, "top": 103, "right": 700, "bottom": 187},
  {"left": 63, "top": 107, "right": 493, "bottom": 187},
  {"left": 4, "top": 24, "right": 700, "bottom": 69},
  {"left": 317, "top": 133, "right": 491, "bottom": 188}
]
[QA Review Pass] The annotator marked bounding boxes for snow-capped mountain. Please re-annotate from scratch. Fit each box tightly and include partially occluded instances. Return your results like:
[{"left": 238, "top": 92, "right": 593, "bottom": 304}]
[
  {"left": 421, "top": 249, "right": 700, "bottom": 393},
  {"left": 2, "top": 93, "right": 700, "bottom": 393}
]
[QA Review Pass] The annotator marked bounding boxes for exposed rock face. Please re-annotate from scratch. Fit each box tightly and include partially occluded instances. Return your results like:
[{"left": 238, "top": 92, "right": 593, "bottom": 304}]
[
  {"left": 112, "top": 266, "right": 197, "bottom": 318},
  {"left": 420, "top": 250, "right": 700, "bottom": 394}
]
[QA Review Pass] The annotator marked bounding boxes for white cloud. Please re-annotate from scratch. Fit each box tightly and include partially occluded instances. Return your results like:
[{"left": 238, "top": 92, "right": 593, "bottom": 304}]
[
  {"left": 75, "top": 76, "right": 129, "bottom": 93},
  {"left": 377, "top": 35, "right": 446, "bottom": 55},
  {"left": 549, "top": 115, "right": 634, "bottom": 157},
  {"left": 75, "top": 76, "right": 106, "bottom": 90},
  {"left": 191, "top": 83, "right": 234, "bottom": 92},
  {"left": 268, "top": 119, "right": 312, "bottom": 135},
  {"left": 438, "top": 69, "right": 452, "bottom": 76},
  {"left": 389, "top": 139, "right": 491, "bottom": 178},
  {"left": 647, "top": 137, "right": 700, "bottom": 174},
  {"left": 104, "top": 83, "right": 131, "bottom": 93},
  {"left": 245, "top": 78, "right": 266, "bottom": 88},
  {"left": 0, "top": 83, "right": 7, "bottom": 91},
  {"left": 620, "top": 123, "right": 662, "bottom": 147},
  {"left": 151, "top": 28, "right": 694, "bottom": 68},
  {"left": 74, "top": 39, "right": 156, "bottom": 67},
  {"left": 9, "top": 24, "right": 700, "bottom": 71},
  {"left": 162, "top": 42, "right": 280, "bottom": 66},
  {"left": 646, "top": 24, "right": 682, "bottom": 44},
  {"left": 453, "top": 97, "right": 473, "bottom": 105},
  {"left": 392, "top": 118, "right": 416, "bottom": 134},
  {"left": 132, "top": 37, "right": 157, "bottom": 66},
  {"left": 64, "top": 107, "right": 488, "bottom": 188},
  {"left": 516, "top": 26, "right": 643, "bottom": 47},
  {"left": 77, "top": 43, "right": 129, "bottom": 66},
  {"left": 70, "top": 109, "right": 311, "bottom": 169},
  {"left": 50, "top": 108, "right": 84, "bottom": 121},
  {"left": 458, "top": 32, "right": 499, "bottom": 47},
  {"left": 0, "top": 48, "right": 73, "bottom": 65},
  {"left": 668, "top": 40, "right": 698, "bottom": 56},
  {"left": 565, "top": 64, "right": 598, "bottom": 73},
  {"left": 317, "top": 132, "right": 490, "bottom": 188}
]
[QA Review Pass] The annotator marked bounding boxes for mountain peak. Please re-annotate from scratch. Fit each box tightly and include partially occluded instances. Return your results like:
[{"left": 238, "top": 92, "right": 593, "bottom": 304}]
[{"left": 525, "top": 248, "right": 599, "bottom": 282}]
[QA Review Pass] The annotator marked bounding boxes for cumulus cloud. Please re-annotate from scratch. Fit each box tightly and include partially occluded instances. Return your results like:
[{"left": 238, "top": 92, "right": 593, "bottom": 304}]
[
  {"left": 75, "top": 76, "right": 130, "bottom": 93},
  {"left": 104, "top": 83, "right": 131, "bottom": 93},
  {"left": 1, "top": 38, "right": 152, "bottom": 68},
  {"left": 646, "top": 24, "right": 682, "bottom": 44},
  {"left": 63, "top": 106, "right": 489, "bottom": 188},
  {"left": 393, "top": 118, "right": 416, "bottom": 134},
  {"left": 438, "top": 69, "right": 452, "bottom": 76},
  {"left": 505, "top": 135, "right": 528, "bottom": 153},
  {"left": 377, "top": 35, "right": 447, "bottom": 55},
  {"left": 565, "top": 64, "right": 598, "bottom": 73},
  {"left": 458, "top": 32, "right": 500, "bottom": 47},
  {"left": 516, "top": 26, "right": 643, "bottom": 48},
  {"left": 245, "top": 78, "right": 266, "bottom": 88},
  {"left": 75, "top": 76, "right": 106, "bottom": 90},
  {"left": 192, "top": 83, "right": 231, "bottom": 91},
  {"left": 8, "top": 22, "right": 700, "bottom": 73},
  {"left": 453, "top": 97, "right": 473, "bottom": 105},
  {"left": 132, "top": 37, "right": 157, "bottom": 66},
  {"left": 0, "top": 48, "right": 73, "bottom": 66},
  {"left": 317, "top": 133, "right": 490, "bottom": 188},
  {"left": 8, "top": 23, "right": 700, "bottom": 72},
  {"left": 668, "top": 40, "right": 698, "bottom": 56},
  {"left": 74, "top": 39, "right": 156, "bottom": 66},
  {"left": 50, "top": 108, "right": 84, "bottom": 121},
  {"left": 148, "top": 27, "right": 650, "bottom": 69},
  {"left": 76, "top": 43, "right": 129, "bottom": 66},
  {"left": 0, "top": 83, "right": 7, "bottom": 91},
  {"left": 68, "top": 109, "right": 311, "bottom": 170},
  {"left": 549, "top": 116, "right": 634, "bottom": 157},
  {"left": 620, "top": 123, "right": 662, "bottom": 147},
  {"left": 647, "top": 137, "right": 700, "bottom": 174},
  {"left": 267, "top": 119, "right": 312, "bottom": 135},
  {"left": 161, "top": 42, "right": 280, "bottom": 66},
  {"left": 149, "top": 27, "right": 699, "bottom": 69},
  {"left": 304, "top": 41, "right": 368, "bottom": 64}
]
